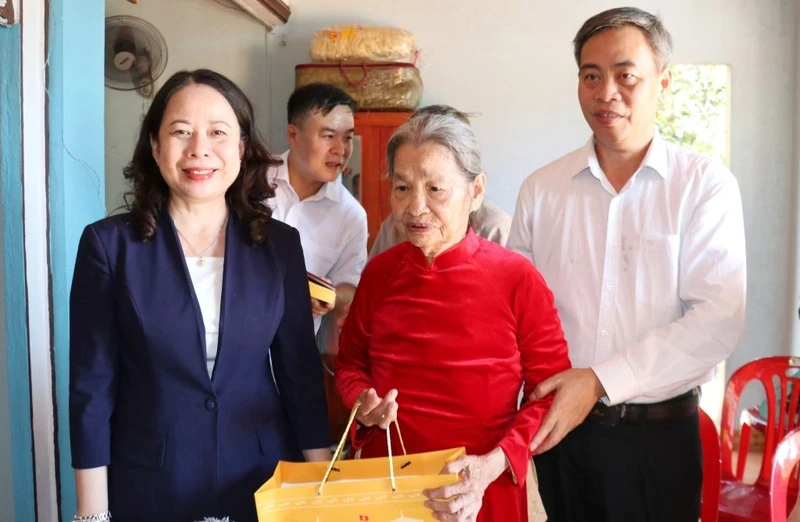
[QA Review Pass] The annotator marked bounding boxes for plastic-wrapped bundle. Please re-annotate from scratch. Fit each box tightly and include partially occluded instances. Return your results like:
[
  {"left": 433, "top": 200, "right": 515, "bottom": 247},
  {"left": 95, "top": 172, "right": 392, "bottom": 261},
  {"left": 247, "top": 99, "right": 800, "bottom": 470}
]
[
  {"left": 310, "top": 25, "right": 417, "bottom": 63},
  {"left": 295, "top": 62, "right": 422, "bottom": 111}
]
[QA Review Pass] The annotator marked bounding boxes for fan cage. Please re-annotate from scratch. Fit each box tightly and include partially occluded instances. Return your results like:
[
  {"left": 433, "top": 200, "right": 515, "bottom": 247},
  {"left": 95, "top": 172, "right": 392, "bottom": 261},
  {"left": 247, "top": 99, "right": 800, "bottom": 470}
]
[{"left": 105, "top": 15, "right": 168, "bottom": 91}]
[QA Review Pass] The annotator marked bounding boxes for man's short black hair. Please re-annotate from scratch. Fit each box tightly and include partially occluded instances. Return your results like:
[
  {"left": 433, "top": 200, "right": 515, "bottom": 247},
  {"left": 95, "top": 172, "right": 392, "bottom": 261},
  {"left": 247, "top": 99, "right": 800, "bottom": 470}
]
[{"left": 287, "top": 83, "right": 357, "bottom": 127}]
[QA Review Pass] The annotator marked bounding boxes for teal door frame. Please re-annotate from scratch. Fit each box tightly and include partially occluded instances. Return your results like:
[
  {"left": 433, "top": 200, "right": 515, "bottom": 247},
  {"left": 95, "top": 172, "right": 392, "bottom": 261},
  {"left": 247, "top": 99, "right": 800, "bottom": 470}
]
[
  {"left": 0, "top": 1, "right": 105, "bottom": 520},
  {"left": 0, "top": 20, "right": 35, "bottom": 522}
]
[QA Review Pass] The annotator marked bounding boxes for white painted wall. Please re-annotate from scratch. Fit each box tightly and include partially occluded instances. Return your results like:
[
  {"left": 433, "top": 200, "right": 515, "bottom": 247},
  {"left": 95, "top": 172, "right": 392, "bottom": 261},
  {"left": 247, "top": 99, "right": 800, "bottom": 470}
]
[
  {"left": 104, "top": 0, "right": 272, "bottom": 211},
  {"left": 790, "top": 0, "right": 800, "bottom": 366},
  {"left": 266, "top": 0, "right": 798, "bottom": 380}
]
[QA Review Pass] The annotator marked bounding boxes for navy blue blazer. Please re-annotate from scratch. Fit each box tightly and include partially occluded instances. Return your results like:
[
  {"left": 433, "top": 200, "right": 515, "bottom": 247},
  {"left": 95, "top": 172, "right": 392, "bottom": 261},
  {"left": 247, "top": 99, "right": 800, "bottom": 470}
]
[{"left": 69, "top": 210, "right": 329, "bottom": 522}]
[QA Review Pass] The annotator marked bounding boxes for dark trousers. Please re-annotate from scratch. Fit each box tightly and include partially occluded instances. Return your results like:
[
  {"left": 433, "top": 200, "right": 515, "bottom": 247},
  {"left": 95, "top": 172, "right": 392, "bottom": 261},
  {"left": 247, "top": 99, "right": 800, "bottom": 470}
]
[{"left": 533, "top": 411, "right": 702, "bottom": 522}]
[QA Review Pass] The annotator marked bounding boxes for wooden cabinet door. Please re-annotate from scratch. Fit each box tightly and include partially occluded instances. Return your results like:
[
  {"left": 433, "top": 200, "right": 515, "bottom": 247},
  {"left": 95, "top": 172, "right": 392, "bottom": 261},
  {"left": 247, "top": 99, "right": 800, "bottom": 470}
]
[{"left": 350, "top": 111, "right": 412, "bottom": 251}]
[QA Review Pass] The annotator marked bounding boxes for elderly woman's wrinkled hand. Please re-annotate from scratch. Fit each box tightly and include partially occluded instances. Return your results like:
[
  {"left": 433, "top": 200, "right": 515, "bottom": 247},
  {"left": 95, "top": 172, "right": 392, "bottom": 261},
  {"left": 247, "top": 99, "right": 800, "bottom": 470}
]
[
  {"left": 355, "top": 388, "right": 399, "bottom": 430},
  {"left": 422, "top": 449, "right": 507, "bottom": 521}
]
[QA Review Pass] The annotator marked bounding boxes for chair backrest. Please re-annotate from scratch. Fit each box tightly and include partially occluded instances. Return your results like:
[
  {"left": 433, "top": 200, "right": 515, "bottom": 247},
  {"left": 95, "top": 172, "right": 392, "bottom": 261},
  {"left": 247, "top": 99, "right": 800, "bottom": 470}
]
[
  {"left": 770, "top": 427, "right": 800, "bottom": 522},
  {"left": 700, "top": 407, "right": 721, "bottom": 522},
  {"left": 721, "top": 356, "right": 800, "bottom": 485}
]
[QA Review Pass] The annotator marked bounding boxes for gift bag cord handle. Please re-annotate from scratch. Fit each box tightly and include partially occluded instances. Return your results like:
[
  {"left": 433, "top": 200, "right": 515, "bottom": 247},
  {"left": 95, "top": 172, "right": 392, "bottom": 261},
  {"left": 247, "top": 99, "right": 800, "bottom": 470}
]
[{"left": 317, "top": 398, "right": 406, "bottom": 496}]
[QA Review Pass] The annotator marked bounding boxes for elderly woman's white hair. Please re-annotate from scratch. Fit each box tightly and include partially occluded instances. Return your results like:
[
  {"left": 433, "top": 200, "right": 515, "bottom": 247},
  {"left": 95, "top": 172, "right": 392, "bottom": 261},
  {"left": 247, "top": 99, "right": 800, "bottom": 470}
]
[{"left": 386, "top": 104, "right": 483, "bottom": 184}]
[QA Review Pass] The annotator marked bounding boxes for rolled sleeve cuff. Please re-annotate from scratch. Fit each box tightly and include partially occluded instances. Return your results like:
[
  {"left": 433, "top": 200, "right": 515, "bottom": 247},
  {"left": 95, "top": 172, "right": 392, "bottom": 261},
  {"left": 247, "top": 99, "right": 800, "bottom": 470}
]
[
  {"left": 330, "top": 271, "right": 361, "bottom": 289},
  {"left": 591, "top": 355, "right": 640, "bottom": 406},
  {"left": 340, "top": 381, "right": 371, "bottom": 410},
  {"left": 496, "top": 439, "right": 529, "bottom": 488}
]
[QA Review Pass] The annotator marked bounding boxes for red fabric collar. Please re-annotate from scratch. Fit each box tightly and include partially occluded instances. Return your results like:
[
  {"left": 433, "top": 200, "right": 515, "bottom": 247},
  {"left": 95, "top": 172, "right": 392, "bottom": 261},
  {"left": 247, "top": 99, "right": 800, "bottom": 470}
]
[{"left": 405, "top": 227, "right": 480, "bottom": 270}]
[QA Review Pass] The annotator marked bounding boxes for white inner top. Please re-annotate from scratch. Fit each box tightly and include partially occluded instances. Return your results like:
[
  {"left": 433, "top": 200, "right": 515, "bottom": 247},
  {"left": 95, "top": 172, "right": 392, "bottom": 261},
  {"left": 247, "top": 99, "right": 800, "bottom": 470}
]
[{"left": 185, "top": 256, "right": 224, "bottom": 378}]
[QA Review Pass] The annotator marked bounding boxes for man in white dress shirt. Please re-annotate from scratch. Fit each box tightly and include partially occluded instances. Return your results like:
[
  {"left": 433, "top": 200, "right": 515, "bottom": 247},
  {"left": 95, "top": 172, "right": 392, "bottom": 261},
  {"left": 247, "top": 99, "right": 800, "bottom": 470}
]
[
  {"left": 508, "top": 7, "right": 746, "bottom": 521},
  {"left": 268, "top": 83, "right": 368, "bottom": 334}
]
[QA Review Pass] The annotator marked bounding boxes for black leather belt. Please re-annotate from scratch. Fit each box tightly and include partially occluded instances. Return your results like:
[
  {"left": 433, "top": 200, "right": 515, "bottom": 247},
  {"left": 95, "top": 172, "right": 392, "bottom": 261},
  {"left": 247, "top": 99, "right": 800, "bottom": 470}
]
[{"left": 586, "top": 388, "right": 700, "bottom": 426}]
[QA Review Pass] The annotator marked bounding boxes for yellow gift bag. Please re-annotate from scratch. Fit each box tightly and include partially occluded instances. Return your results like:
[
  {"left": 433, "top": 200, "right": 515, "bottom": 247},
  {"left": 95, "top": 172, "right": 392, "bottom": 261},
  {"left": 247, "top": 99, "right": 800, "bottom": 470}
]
[{"left": 254, "top": 400, "right": 466, "bottom": 522}]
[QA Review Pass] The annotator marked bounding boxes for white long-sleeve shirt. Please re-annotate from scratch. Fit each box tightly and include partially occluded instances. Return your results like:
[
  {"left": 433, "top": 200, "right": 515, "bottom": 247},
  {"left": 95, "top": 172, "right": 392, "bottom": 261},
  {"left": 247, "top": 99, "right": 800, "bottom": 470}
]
[
  {"left": 508, "top": 132, "right": 746, "bottom": 405},
  {"left": 267, "top": 150, "right": 368, "bottom": 333}
]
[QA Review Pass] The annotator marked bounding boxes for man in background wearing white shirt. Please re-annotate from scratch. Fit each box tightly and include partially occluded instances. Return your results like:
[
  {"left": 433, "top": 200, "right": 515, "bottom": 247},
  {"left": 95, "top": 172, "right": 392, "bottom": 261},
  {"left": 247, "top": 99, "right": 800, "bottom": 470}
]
[
  {"left": 268, "top": 83, "right": 368, "bottom": 334},
  {"left": 508, "top": 7, "right": 746, "bottom": 521}
]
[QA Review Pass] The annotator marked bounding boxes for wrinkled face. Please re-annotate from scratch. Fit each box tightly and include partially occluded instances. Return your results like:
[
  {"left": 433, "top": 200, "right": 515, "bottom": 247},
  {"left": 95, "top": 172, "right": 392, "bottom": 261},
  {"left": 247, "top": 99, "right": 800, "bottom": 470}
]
[
  {"left": 390, "top": 142, "right": 485, "bottom": 259},
  {"left": 151, "top": 83, "right": 244, "bottom": 205},
  {"left": 287, "top": 105, "right": 355, "bottom": 183},
  {"left": 577, "top": 25, "right": 671, "bottom": 153}
]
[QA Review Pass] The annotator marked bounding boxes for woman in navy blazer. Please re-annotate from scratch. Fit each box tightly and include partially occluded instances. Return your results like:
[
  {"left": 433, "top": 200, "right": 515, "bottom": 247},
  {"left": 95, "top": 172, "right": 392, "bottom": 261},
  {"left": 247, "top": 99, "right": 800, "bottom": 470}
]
[{"left": 69, "top": 69, "right": 330, "bottom": 522}]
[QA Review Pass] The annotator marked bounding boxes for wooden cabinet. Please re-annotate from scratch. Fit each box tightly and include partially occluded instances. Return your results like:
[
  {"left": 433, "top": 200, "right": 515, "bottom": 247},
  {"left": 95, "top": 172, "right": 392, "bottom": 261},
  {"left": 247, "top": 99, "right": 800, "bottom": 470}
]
[{"left": 343, "top": 111, "right": 412, "bottom": 251}]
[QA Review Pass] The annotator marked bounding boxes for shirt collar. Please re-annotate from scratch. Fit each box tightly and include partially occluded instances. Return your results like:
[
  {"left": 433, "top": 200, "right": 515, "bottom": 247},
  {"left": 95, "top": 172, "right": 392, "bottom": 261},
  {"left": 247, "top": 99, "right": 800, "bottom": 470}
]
[
  {"left": 640, "top": 131, "right": 668, "bottom": 179},
  {"left": 274, "top": 149, "right": 341, "bottom": 203},
  {"left": 574, "top": 129, "right": 668, "bottom": 180}
]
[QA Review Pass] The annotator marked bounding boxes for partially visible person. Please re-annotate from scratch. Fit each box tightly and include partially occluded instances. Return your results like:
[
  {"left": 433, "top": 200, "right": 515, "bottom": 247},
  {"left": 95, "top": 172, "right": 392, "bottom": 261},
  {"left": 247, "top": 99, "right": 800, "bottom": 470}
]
[
  {"left": 336, "top": 109, "right": 571, "bottom": 522},
  {"left": 508, "top": 7, "right": 746, "bottom": 522},
  {"left": 368, "top": 105, "right": 511, "bottom": 259},
  {"left": 70, "top": 69, "right": 330, "bottom": 522},
  {"left": 268, "top": 83, "right": 368, "bottom": 332}
]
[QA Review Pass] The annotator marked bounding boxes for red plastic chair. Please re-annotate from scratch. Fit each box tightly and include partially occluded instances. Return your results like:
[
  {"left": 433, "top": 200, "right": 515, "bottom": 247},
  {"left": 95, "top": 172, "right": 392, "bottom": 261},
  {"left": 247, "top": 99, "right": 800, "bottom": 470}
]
[
  {"left": 719, "top": 356, "right": 800, "bottom": 521},
  {"left": 770, "top": 427, "right": 800, "bottom": 522},
  {"left": 700, "top": 407, "right": 721, "bottom": 522}
]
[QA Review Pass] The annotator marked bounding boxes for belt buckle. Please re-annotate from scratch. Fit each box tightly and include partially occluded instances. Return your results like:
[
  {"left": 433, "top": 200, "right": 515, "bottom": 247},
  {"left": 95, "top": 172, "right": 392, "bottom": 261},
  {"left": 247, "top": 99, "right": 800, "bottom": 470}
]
[
  {"left": 590, "top": 402, "right": 624, "bottom": 426},
  {"left": 609, "top": 403, "right": 628, "bottom": 426}
]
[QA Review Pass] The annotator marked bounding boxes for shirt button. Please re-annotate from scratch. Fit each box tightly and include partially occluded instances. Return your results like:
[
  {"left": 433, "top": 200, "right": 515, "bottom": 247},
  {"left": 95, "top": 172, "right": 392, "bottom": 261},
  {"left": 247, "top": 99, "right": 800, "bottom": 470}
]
[
  {"left": 601, "top": 330, "right": 608, "bottom": 337},
  {"left": 606, "top": 285, "right": 612, "bottom": 291},
  {"left": 205, "top": 399, "right": 219, "bottom": 411}
]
